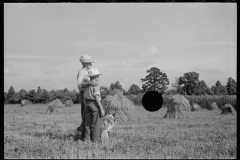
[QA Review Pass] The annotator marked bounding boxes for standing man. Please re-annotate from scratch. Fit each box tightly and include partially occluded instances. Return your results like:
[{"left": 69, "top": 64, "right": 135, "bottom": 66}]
[{"left": 76, "top": 54, "right": 98, "bottom": 141}]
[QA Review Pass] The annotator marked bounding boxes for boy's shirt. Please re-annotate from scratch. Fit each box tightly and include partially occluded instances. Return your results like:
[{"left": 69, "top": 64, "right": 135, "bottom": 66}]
[
  {"left": 77, "top": 68, "right": 90, "bottom": 92},
  {"left": 84, "top": 85, "right": 101, "bottom": 101}
]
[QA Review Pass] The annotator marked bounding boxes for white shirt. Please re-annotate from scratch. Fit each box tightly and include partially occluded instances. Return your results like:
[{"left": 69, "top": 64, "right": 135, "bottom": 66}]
[
  {"left": 84, "top": 85, "right": 101, "bottom": 100},
  {"left": 77, "top": 68, "right": 90, "bottom": 92}
]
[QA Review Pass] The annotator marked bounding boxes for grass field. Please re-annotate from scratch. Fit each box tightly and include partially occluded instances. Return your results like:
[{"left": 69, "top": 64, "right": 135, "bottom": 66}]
[{"left": 4, "top": 104, "right": 236, "bottom": 159}]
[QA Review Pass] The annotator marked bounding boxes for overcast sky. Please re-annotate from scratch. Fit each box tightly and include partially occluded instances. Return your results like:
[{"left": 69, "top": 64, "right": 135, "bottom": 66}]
[{"left": 4, "top": 3, "right": 237, "bottom": 92}]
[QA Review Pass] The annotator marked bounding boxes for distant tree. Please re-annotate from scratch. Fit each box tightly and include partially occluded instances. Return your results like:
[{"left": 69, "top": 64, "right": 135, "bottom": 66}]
[
  {"left": 171, "top": 77, "right": 186, "bottom": 95},
  {"left": 215, "top": 80, "right": 222, "bottom": 88},
  {"left": 36, "top": 86, "right": 42, "bottom": 94},
  {"left": 4, "top": 92, "right": 8, "bottom": 104},
  {"left": 194, "top": 80, "right": 210, "bottom": 95},
  {"left": 42, "top": 89, "right": 50, "bottom": 103},
  {"left": 69, "top": 89, "right": 78, "bottom": 104},
  {"left": 11, "top": 92, "right": 21, "bottom": 104},
  {"left": 48, "top": 90, "right": 56, "bottom": 101},
  {"left": 110, "top": 81, "right": 123, "bottom": 92},
  {"left": 109, "top": 89, "right": 122, "bottom": 96},
  {"left": 178, "top": 72, "right": 199, "bottom": 95},
  {"left": 164, "top": 88, "right": 177, "bottom": 95},
  {"left": 210, "top": 85, "right": 216, "bottom": 95},
  {"left": 226, "top": 77, "right": 237, "bottom": 95},
  {"left": 35, "top": 86, "right": 44, "bottom": 103},
  {"left": 128, "top": 84, "right": 141, "bottom": 94},
  {"left": 76, "top": 91, "right": 81, "bottom": 104},
  {"left": 63, "top": 87, "right": 69, "bottom": 93},
  {"left": 141, "top": 67, "right": 170, "bottom": 94},
  {"left": 7, "top": 86, "right": 16, "bottom": 100},
  {"left": 59, "top": 88, "right": 71, "bottom": 101},
  {"left": 216, "top": 85, "right": 227, "bottom": 95},
  {"left": 100, "top": 86, "right": 110, "bottom": 99},
  {"left": 28, "top": 89, "right": 37, "bottom": 103},
  {"left": 211, "top": 80, "right": 227, "bottom": 95},
  {"left": 19, "top": 89, "right": 28, "bottom": 100},
  {"left": 218, "top": 86, "right": 227, "bottom": 95}
]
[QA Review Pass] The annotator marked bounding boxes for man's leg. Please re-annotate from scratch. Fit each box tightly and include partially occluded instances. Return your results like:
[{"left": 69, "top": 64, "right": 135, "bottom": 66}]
[{"left": 79, "top": 91, "right": 86, "bottom": 140}]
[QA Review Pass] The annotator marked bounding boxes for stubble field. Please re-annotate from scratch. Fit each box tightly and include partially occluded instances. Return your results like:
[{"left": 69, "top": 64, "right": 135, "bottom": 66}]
[{"left": 4, "top": 104, "right": 236, "bottom": 159}]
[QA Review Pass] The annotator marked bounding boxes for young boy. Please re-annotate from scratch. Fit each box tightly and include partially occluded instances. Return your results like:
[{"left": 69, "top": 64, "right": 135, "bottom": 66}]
[{"left": 83, "top": 68, "right": 105, "bottom": 142}]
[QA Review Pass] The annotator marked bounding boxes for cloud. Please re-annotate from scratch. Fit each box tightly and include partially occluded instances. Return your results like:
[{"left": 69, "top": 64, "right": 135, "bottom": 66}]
[
  {"left": 140, "top": 46, "right": 158, "bottom": 56},
  {"left": 193, "top": 67, "right": 223, "bottom": 74},
  {"left": 4, "top": 54, "right": 74, "bottom": 60},
  {"left": 4, "top": 68, "right": 23, "bottom": 76},
  {"left": 97, "top": 41, "right": 125, "bottom": 47},
  {"left": 31, "top": 78, "right": 52, "bottom": 82},
  {"left": 44, "top": 70, "right": 60, "bottom": 74},
  {"left": 110, "top": 60, "right": 153, "bottom": 68}
]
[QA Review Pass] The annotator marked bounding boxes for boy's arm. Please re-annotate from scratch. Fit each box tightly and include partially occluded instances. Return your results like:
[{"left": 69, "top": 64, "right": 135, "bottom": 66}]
[
  {"left": 77, "top": 70, "right": 98, "bottom": 89},
  {"left": 95, "top": 95, "right": 105, "bottom": 117},
  {"left": 81, "top": 78, "right": 99, "bottom": 88},
  {"left": 93, "top": 86, "right": 105, "bottom": 116}
]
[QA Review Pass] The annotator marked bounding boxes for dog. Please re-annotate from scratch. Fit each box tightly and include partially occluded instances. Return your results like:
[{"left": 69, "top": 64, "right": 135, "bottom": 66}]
[
  {"left": 74, "top": 113, "right": 118, "bottom": 141},
  {"left": 101, "top": 113, "right": 118, "bottom": 139}
]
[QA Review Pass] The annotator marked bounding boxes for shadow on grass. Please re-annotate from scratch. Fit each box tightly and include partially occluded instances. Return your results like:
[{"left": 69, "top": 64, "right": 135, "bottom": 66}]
[{"left": 32, "top": 130, "right": 76, "bottom": 141}]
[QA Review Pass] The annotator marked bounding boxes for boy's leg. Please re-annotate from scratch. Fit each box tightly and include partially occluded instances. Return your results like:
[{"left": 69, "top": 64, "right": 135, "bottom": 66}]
[{"left": 85, "top": 101, "right": 102, "bottom": 142}]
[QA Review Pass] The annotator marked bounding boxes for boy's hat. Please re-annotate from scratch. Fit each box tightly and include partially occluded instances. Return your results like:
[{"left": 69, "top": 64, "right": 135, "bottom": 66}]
[
  {"left": 87, "top": 68, "right": 102, "bottom": 77},
  {"left": 79, "top": 54, "right": 95, "bottom": 63}
]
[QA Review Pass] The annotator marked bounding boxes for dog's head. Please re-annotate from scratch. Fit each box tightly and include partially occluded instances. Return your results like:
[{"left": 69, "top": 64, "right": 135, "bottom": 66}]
[
  {"left": 111, "top": 113, "right": 118, "bottom": 123},
  {"left": 102, "top": 113, "right": 118, "bottom": 125}
]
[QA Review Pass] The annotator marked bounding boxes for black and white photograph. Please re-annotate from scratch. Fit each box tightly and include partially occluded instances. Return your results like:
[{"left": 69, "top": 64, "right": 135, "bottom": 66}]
[{"left": 4, "top": 3, "right": 237, "bottom": 159}]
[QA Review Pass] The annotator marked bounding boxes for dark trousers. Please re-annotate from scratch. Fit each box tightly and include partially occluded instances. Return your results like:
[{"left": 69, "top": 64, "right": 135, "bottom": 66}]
[
  {"left": 84, "top": 99, "right": 102, "bottom": 142},
  {"left": 77, "top": 91, "right": 85, "bottom": 140}
]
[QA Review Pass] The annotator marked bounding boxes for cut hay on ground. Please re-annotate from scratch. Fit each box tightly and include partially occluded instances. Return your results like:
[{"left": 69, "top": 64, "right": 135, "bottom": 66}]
[
  {"left": 191, "top": 103, "right": 201, "bottom": 111},
  {"left": 163, "top": 94, "right": 191, "bottom": 120},
  {"left": 64, "top": 99, "right": 73, "bottom": 107},
  {"left": 101, "top": 92, "right": 135, "bottom": 122},
  {"left": 220, "top": 103, "right": 236, "bottom": 115},
  {"left": 20, "top": 99, "right": 32, "bottom": 107}
]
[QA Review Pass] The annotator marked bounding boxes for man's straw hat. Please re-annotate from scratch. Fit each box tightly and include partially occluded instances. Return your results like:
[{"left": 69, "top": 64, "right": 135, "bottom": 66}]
[
  {"left": 87, "top": 68, "right": 102, "bottom": 77},
  {"left": 79, "top": 54, "right": 95, "bottom": 63}
]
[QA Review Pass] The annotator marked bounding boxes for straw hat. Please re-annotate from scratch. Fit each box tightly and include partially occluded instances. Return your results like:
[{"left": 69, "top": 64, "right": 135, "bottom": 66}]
[
  {"left": 79, "top": 54, "right": 95, "bottom": 63},
  {"left": 87, "top": 68, "right": 102, "bottom": 77}
]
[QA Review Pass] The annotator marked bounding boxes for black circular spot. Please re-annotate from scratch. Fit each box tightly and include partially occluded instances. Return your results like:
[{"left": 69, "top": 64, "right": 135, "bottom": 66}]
[{"left": 142, "top": 91, "right": 163, "bottom": 112}]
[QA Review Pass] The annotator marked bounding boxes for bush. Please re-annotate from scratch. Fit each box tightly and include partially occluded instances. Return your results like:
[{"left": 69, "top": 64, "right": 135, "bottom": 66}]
[{"left": 125, "top": 93, "right": 143, "bottom": 105}]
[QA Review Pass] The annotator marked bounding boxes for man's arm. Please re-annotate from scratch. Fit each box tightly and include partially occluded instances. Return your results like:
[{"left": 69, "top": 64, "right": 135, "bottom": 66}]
[{"left": 77, "top": 70, "right": 98, "bottom": 90}]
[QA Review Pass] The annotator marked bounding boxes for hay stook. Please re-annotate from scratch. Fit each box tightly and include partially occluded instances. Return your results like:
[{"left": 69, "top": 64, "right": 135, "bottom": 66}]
[
  {"left": 63, "top": 99, "right": 74, "bottom": 107},
  {"left": 163, "top": 94, "right": 191, "bottom": 120},
  {"left": 210, "top": 102, "right": 219, "bottom": 110},
  {"left": 101, "top": 90, "right": 135, "bottom": 122},
  {"left": 45, "top": 98, "right": 64, "bottom": 114},
  {"left": 220, "top": 103, "right": 236, "bottom": 115},
  {"left": 191, "top": 103, "right": 201, "bottom": 111},
  {"left": 20, "top": 99, "right": 32, "bottom": 107}
]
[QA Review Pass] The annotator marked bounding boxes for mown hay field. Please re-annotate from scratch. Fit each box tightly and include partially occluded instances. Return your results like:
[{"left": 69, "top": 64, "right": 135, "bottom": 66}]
[{"left": 4, "top": 104, "right": 236, "bottom": 159}]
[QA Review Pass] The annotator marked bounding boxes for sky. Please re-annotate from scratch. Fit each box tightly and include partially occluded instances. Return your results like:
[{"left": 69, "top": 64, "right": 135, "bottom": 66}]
[{"left": 4, "top": 3, "right": 237, "bottom": 92}]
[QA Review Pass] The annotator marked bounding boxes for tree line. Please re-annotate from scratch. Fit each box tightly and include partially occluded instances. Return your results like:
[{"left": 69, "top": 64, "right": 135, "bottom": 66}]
[{"left": 4, "top": 67, "right": 237, "bottom": 104}]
